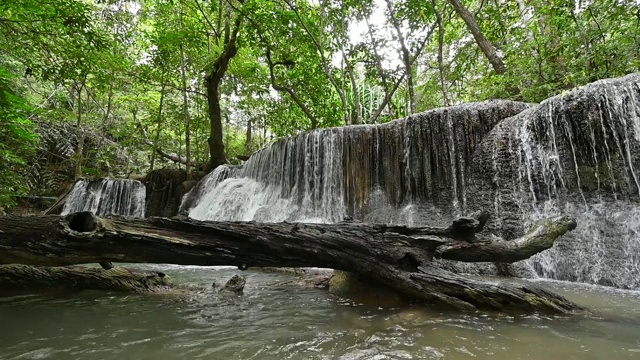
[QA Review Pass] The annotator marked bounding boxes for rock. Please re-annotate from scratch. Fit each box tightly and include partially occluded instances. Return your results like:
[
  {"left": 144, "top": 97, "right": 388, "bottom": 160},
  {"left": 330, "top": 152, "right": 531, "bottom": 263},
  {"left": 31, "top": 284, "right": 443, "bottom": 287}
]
[
  {"left": 466, "top": 73, "right": 640, "bottom": 288},
  {"left": 216, "top": 274, "right": 246, "bottom": 295},
  {"left": 144, "top": 169, "right": 188, "bottom": 217}
]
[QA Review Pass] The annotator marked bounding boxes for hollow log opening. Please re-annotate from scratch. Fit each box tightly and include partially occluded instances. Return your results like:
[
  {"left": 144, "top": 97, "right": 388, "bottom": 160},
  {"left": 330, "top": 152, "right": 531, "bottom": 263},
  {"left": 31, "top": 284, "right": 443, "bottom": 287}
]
[{"left": 67, "top": 212, "right": 97, "bottom": 233}]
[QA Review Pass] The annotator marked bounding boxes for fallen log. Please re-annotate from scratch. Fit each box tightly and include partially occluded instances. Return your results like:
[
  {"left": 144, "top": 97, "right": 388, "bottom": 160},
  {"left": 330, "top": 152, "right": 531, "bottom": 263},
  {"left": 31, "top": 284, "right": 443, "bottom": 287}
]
[
  {"left": 0, "top": 212, "right": 580, "bottom": 312},
  {"left": 0, "top": 265, "right": 172, "bottom": 293}
]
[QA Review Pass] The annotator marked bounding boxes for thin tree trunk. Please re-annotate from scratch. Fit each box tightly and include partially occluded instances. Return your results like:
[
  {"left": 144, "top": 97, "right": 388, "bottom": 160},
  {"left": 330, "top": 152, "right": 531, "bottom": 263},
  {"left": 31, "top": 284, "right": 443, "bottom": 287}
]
[
  {"left": 246, "top": 117, "right": 252, "bottom": 154},
  {"left": 179, "top": 0, "right": 192, "bottom": 179},
  {"left": 150, "top": 82, "right": 166, "bottom": 172},
  {"left": 265, "top": 49, "right": 319, "bottom": 129},
  {"left": 433, "top": 0, "right": 450, "bottom": 106},
  {"left": 368, "top": 24, "right": 436, "bottom": 123},
  {"left": 74, "top": 79, "right": 86, "bottom": 180},
  {"left": 364, "top": 17, "right": 394, "bottom": 119},
  {"left": 385, "top": 0, "right": 417, "bottom": 114},
  {"left": 448, "top": 0, "right": 507, "bottom": 75},
  {"left": 103, "top": 82, "right": 113, "bottom": 130},
  {"left": 341, "top": 45, "right": 361, "bottom": 125}
]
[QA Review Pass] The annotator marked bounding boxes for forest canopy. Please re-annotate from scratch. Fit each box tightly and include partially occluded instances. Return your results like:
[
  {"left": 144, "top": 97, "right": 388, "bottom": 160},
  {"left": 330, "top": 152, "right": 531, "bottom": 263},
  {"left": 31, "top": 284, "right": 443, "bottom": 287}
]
[{"left": 0, "top": 0, "right": 639, "bottom": 207}]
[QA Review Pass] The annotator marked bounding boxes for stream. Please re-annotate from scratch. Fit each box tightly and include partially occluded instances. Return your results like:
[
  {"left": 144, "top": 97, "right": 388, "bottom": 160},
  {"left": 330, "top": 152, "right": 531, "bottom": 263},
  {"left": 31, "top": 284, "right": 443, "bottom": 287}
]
[{"left": 1, "top": 265, "right": 640, "bottom": 360}]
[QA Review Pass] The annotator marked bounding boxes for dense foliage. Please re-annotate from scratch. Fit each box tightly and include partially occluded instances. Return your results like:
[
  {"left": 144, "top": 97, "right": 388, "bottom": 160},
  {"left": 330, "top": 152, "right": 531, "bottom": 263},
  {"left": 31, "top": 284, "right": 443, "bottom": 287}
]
[{"left": 0, "top": 0, "right": 638, "bottom": 207}]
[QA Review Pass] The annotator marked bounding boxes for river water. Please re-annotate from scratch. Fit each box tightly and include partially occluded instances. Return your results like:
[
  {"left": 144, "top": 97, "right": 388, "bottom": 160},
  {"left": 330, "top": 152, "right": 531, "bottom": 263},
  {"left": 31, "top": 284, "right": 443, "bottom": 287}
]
[{"left": 1, "top": 265, "right": 640, "bottom": 360}]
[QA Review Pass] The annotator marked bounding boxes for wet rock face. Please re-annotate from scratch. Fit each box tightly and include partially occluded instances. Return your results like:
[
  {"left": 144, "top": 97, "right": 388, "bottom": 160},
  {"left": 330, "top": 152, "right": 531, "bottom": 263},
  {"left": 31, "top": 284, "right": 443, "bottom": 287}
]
[
  {"left": 471, "top": 74, "right": 640, "bottom": 222},
  {"left": 468, "top": 73, "right": 640, "bottom": 288},
  {"left": 186, "top": 100, "right": 530, "bottom": 224},
  {"left": 183, "top": 72, "right": 640, "bottom": 289}
]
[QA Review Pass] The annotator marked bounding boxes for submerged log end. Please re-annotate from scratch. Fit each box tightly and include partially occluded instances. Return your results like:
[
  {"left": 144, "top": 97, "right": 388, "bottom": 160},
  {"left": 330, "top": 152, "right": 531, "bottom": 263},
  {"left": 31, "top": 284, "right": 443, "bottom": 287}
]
[
  {"left": 411, "top": 266, "right": 582, "bottom": 313},
  {"left": 0, "top": 265, "right": 173, "bottom": 294}
]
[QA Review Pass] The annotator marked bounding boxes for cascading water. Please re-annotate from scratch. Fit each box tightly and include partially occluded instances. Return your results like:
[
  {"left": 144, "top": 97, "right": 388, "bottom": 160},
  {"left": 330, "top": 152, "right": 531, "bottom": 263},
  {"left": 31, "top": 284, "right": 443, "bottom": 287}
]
[
  {"left": 469, "top": 73, "right": 640, "bottom": 288},
  {"left": 182, "top": 100, "right": 530, "bottom": 224},
  {"left": 183, "top": 73, "right": 640, "bottom": 289},
  {"left": 61, "top": 178, "right": 146, "bottom": 217}
]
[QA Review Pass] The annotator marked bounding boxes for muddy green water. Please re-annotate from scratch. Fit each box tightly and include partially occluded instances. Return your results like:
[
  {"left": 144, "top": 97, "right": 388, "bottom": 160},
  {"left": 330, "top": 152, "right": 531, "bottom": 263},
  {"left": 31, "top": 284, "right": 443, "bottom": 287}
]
[{"left": 1, "top": 265, "right": 640, "bottom": 360}]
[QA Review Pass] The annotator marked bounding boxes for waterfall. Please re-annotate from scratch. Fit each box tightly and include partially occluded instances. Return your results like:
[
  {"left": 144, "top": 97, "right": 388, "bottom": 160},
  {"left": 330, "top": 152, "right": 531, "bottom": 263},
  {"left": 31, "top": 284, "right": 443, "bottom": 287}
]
[
  {"left": 61, "top": 178, "right": 146, "bottom": 217},
  {"left": 183, "top": 100, "right": 530, "bottom": 224},
  {"left": 469, "top": 73, "right": 640, "bottom": 288},
  {"left": 182, "top": 73, "right": 640, "bottom": 289}
]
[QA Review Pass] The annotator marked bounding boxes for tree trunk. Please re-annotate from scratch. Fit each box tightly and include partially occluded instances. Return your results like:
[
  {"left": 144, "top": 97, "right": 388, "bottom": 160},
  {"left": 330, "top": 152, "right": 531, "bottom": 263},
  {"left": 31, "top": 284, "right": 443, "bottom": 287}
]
[
  {"left": 0, "top": 212, "right": 581, "bottom": 313},
  {"left": 0, "top": 265, "right": 171, "bottom": 293},
  {"left": 74, "top": 80, "right": 85, "bottom": 180},
  {"left": 364, "top": 17, "right": 394, "bottom": 121},
  {"left": 246, "top": 117, "right": 252, "bottom": 155},
  {"left": 179, "top": 0, "right": 192, "bottom": 179},
  {"left": 367, "top": 24, "right": 436, "bottom": 124},
  {"left": 448, "top": 0, "right": 507, "bottom": 75},
  {"left": 150, "top": 81, "right": 166, "bottom": 172},
  {"left": 286, "top": 0, "right": 351, "bottom": 125},
  {"left": 341, "top": 45, "right": 361, "bottom": 125},
  {"left": 205, "top": 8, "right": 243, "bottom": 172},
  {"left": 206, "top": 71, "right": 228, "bottom": 172},
  {"left": 433, "top": 0, "right": 450, "bottom": 106}
]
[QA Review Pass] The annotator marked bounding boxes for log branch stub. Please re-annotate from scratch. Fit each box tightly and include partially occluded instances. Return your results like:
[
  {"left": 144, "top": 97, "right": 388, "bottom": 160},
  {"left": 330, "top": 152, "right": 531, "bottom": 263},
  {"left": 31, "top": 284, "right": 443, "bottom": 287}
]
[{"left": 436, "top": 216, "right": 577, "bottom": 262}]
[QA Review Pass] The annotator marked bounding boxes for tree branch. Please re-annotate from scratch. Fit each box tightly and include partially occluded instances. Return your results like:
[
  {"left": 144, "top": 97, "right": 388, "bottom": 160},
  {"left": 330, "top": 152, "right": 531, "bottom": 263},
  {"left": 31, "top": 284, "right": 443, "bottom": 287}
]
[
  {"left": 266, "top": 49, "right": 318, "bottom": 128},
  {"left": 448, "top": 0, "right": 507, "bottom": 74}
]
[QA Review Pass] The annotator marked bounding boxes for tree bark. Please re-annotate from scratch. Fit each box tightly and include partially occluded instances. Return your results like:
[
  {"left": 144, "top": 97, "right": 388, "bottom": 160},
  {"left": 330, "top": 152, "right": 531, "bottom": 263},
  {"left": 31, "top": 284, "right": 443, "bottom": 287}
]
[
  {"left": 150, "top": 81, "right": 166, "bottom": 172},
  {"left": 433, "top": 0, "right": 450, "bottom": 107},
  {"left": 436, "top": 217, "right": 577, "bottom": 262},
  {"left": 341, "top": 44, "right": 362, "bottom": 125},
  {"left": 0, "top": 265, "right": 172, "bottom": 293},
  {"left": 246, "top": 117, "right": 252, "bottom": 155},
  {"left": 205, "top": 6, "right": 243, "bottom": 172},
  {"left": 448, "top": 0, "right": 507, "bottom": 75},
  {"left": 0, "top": 212, "right": 580, "bottom": 313},
  {"left": 74, "top": 79, "right": 86, "bottom": 180},
  {"left": 364, "top": 17, "right": 394, "bottom": 119},
  {"left": 140, "top": 120, "right": 189, "bottom": 166},
  {"left": 179, "top": 0, "right": 192, "bottom": 179}
]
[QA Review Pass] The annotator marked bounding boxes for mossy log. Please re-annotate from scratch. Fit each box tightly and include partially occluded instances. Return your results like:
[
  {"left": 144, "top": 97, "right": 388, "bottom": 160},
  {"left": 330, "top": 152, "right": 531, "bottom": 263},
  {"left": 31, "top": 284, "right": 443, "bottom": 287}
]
[
  {"left": 0, "top": 265, "right": 171, "bottom": 293},
  {"left": 0, "top": 212, "right": 580, "bottom": 312},
  {"left": 436, "top": 217, "right": 577, "bottom": 262}
]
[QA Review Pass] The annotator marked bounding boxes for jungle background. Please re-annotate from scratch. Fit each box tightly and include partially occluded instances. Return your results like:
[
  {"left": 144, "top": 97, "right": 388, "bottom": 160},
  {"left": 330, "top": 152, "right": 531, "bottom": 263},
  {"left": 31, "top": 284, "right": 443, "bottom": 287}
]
[{"left": 1, "top": 0, "right": 638, "bottom": 208}]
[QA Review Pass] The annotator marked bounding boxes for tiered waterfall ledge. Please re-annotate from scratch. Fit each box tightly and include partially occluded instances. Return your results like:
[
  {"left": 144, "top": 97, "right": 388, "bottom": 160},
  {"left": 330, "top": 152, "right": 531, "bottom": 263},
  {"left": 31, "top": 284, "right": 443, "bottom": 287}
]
[{"left": 0, "top": 212, "right": 580, "bottom": 313}]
